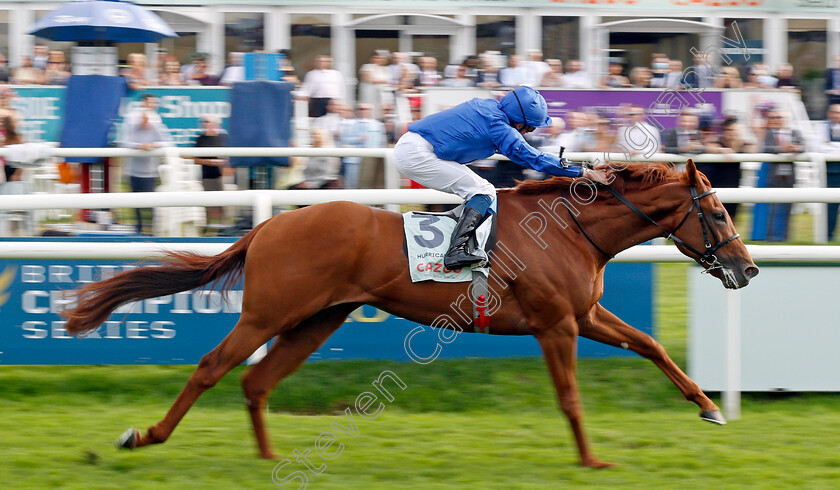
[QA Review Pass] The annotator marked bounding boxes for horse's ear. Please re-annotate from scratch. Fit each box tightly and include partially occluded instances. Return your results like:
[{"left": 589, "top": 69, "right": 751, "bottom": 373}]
[{"left": 685, "top": 158, "right": 698, "bottom": 186}]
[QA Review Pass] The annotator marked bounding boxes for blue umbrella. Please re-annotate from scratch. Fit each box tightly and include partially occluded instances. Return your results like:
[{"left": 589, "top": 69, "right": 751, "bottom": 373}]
[{"left": 29, "top": 0, "right": 177, "bottom": 43}]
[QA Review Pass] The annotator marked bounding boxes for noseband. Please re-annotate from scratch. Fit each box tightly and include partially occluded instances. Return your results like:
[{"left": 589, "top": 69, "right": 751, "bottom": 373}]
[{"left": 565, "top": 184, "right": 741, "bottom": 273}]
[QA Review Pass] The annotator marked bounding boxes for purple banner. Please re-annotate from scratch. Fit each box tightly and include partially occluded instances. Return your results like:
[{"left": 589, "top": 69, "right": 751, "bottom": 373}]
[{"left": 540, "top": 89, "right": 723, "bottom": 131}]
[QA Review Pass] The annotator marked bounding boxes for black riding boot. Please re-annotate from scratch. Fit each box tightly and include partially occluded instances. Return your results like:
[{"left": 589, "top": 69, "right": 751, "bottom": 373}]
[{"left": 444, "top": 207, "right": 486, "bottom": 269}]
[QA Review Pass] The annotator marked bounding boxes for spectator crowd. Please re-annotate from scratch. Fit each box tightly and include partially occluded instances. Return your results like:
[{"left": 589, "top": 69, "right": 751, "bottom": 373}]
[{"left": 3, "top": 43, "right": 840, "bottom": 242}]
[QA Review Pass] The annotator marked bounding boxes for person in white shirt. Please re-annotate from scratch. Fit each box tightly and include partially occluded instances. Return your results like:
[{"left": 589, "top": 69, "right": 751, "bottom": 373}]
[
  {"left": 499, "top": 55, "right": 528, "bottom": 87},
  {"left": 219, "top": 52, "right": 245, "bottom": 86},
  {"left": 523, "top": 50, "right": 551, "bottom": 87},
  {"left": 615, "top": 105, "right": 662, "bottom": 156},
  {"left": 387, "top": 52, "right": 419, "bottom": 87},
  {"left": 416, "top": 56, "right": 441, "bottom": 87},
  {"left": 300, "top": 55, "right": 346, "bottom": 117},
  {"left": 313, "top": 99, "right": 343, "bottom": 142},
  {"left": 554, "top": 111, "right": 589, "bottom": 152},
  {"left": 561, "top": 60, "right": 589, "bottom": 89}
]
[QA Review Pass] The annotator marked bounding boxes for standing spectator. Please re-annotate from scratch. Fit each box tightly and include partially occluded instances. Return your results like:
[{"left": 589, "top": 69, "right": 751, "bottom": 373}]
[
  {"left": 663, "top": 109, "right": 705, "bottom": 154},
  {"left": 752, "top": 110, "right": 803, "bottom": 241},
  {"left": 0, "top": 87, "right": 23, "bottom": 127},
  {"left": 616, "top": 104, "right": 661, "bottom": 155},
  {"left": 387, "top": 52, "right": 419, "bottom": 87},
  {"left": 600, "top": 61, "right": 631, "bottom": 88},
  {"left": 32, "top": 44, "right": 49, "bottom": 71},
  {"left": 1, "top": 115, "right": 24, "bottom": 182},
  {"left": 219, "top": 52, "right": 245, "bottom": 86},
  {"left": 714, "top": 66, "right": 743, "bottom": 88},
  {"left": 278, "top": 49, "right": 299, "bottom": 84},
  {"left": 289, "top": 128, "right": 341, "bottom": 189},
  {"left": 649, "top": 54, "right": 671, "bottom": 88},
  {"left": 121, "top": 53, "right": 151, "bottom": 90},
  {"left": 462, "top": 55, "right": 481, "bottom": 82},
  {"left": 555, "top": 111, "right": 589, "bottom": 152},
  {"left": 476, "top": 55, "right": 502, "bottom": 88},
  {"left": 629, "top": 67, "right": 652, "bottom": 87},
  {"left": 155, "top": 49, "right": 169, "bottom": 81},
  {"left": 313, "top": 98, "right": 343, "bottom": 142},
  {"left": 189, "top": 115, "right": 228, "bottom": 231},
  {"left": 180, "top": 52, "right": 199, "bottom": 79},
  {"left": 119, "top": 94, "right": 173, "bottom": 234},
  {"left": 697, "top": 116, "right": 755, "bottom": 219},
  {"left": 416, "top": 56, "right": 441, "bottom": 87},
  {"left": 822, "top": 104, "right": 840, "bottom": 240},
  {"left": 561, "top": 60, "right": 589, "bottom": 88},
  {"left": 537, "top": 117, "right": 566, "bottom": 155},
  {"left": 159, "top": 57, "right": 186, "bottom": 86},
  {"left": 775, "top": 63, "right": 800, "bottom": 91},
  {"left": 12, "top": 55, "right": 44, "bottom": 85},
  {"left": 585, "top": 117, "right": 616, "bottom": 152},
  {"left": 188, "top": 56, "right": 219, "bottom": 86},
  {"left": 442, "top": 65, "right": 474, "bottom": 87},
  {"left": 357, "top": 52, "right": 389, "bottom": 112},
  {"left": 337, "top": 103, "right": 363, "bottom": 189},
  {"left": 300, "top": 55, "right": 345, "bottom": 118},
  {"left": 523, "top": 49, "right": 551, "bottom": 87},
  {"left": 499, "top": 55, "right": 527, "bottom": 87},
  {"left": 684, "top": 51, "right": 713, "bottom": 89},
  {"left": 825, "top": 55, "right": 840, "bottom": 108},
  {"left": 661, "top": 59, "right": 685, "bottom": 89},
  {"left": 540, "top": 59, "right": 564, "bottom": 87},
  {"left": 355, "top": 103, "right": 387, "bottom": 189},
  {"left": 43, "top": 50, "right": 70, "bottom": 85},
  {"left": 755, "top": 64, "right": 779, "bottom": 88},
  {"left": 0, "top": 52, "right": 10, "bottom": 82}
]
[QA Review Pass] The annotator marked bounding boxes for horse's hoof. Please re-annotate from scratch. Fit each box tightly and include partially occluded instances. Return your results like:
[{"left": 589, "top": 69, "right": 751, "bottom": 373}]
[
  {"left": 115, "top": 427, "right": 138, "bottom": 450},
  {"left": 582, "top": 459, "right": 618, "bottom": 469},
  {"left": 699, "top": 410, "right": 727, "bottom": 425}
]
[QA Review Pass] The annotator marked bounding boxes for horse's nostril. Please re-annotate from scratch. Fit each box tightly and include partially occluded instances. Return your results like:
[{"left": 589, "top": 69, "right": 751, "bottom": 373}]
[{"left": 745, "top": 266, "right": 759, "bottom": 278}]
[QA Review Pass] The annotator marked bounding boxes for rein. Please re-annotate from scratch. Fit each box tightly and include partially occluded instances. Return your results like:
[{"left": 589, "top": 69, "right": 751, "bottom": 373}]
[{"left": 569, "top": 183, "right": 740, "bottom": 272}]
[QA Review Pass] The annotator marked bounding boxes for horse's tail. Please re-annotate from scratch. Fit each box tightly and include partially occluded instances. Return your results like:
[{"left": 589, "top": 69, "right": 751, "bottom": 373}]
[{"left": 62, "top": 220, "right": 270, "bottom": 336}]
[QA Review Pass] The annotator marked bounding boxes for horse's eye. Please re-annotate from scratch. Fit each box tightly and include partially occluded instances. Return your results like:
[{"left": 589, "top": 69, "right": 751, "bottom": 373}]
[{"left": 713, "top": 212, "right": 726, "bottom": 221}]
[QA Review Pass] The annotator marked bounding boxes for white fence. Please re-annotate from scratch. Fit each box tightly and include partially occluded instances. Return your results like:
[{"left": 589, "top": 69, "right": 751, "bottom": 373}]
[{"left": 3, "top": 146, "right": 840, "bottom": 240}]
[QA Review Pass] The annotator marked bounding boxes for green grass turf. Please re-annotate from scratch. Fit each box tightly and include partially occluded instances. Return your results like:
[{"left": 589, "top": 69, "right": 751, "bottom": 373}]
[{"left": 1, "top": 263, "right": 839, "bottom": 488}]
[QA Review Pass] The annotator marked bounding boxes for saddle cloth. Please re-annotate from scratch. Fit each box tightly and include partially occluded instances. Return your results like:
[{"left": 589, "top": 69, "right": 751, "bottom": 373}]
[{"left": 402, "top": 205, "right": 494, "bottom": 283}]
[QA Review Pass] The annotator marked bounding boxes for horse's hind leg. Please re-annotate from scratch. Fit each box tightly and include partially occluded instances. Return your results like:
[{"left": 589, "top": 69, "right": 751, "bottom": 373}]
[
  {"left": 126, "top": 315, "right": 281, "bottom": 450},
  {"left": 242, "top": 304, "right": 358, "bottom": 459},
  {"left": 579, "top": 303, "right": 724, "bottom": 423}
]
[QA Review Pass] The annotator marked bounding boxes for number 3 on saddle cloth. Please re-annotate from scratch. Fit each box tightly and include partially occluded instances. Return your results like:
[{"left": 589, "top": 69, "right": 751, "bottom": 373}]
[{"left": 402, "top": 205, "right": 496, "bottom": 333}]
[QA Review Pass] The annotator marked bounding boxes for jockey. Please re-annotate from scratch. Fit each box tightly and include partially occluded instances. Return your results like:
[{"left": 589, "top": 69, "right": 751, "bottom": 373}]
[{"left": 394, "top": 86, "right": 607, "bottom": 269}]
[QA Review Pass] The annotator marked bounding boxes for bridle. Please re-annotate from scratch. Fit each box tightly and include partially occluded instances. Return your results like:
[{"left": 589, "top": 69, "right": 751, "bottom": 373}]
[{"left": 564, "top": 183, "right": 740, "bottom": 273}]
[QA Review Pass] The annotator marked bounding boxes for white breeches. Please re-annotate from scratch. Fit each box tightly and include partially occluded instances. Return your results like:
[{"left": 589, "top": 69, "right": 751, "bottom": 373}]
[{"left": 393, "top": 131, "right": 496, "bottom": 202}]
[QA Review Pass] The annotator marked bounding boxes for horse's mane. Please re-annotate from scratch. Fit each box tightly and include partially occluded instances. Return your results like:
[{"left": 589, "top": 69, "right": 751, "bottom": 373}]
[{"left": 501, "top": 162, "right": 693, "bottom": 196}]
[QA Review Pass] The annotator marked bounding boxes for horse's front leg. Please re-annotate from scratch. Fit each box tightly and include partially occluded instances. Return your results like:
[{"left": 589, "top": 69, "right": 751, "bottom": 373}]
[
  {"left": 535, "top": 320, "right": 616, "bottom": 468},
  {"left": 578, "top": 303, "right": 725, "bottom": 424}
]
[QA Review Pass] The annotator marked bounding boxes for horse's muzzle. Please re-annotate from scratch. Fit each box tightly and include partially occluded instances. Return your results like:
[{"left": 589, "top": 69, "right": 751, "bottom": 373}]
[{"left": 717, "top": 263, "right": 759, "bottom": 289}]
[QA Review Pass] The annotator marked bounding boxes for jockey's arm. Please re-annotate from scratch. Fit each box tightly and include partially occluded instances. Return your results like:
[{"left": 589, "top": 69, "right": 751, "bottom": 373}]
[{"left": 489, "top": 123, "right": 584, "bottom": 178}]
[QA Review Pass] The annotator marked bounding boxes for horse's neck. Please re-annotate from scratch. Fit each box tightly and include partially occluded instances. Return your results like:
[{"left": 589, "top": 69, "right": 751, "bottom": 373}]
[
  {"left": 583, "top": 184, "right": 685, "bottom": 256},
  {"left": 502, "top": 184, "right": 681, "bottom": 261}
]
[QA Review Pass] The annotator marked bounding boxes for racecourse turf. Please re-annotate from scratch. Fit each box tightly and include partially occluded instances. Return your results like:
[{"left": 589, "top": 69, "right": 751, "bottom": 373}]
[{"left": 1, "top": 263, "right": 839, "bottom": 489}]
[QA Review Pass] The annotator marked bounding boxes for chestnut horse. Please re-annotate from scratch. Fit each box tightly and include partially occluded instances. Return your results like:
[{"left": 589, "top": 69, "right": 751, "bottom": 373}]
[{"left": 63, "top": 160, "right": 758, "bottom": 467}]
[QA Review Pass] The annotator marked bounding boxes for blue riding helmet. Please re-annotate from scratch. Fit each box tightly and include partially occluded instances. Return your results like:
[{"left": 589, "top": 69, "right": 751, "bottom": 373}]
[{"left": 499, "top": 86, "right": 552, "bottom": 128}]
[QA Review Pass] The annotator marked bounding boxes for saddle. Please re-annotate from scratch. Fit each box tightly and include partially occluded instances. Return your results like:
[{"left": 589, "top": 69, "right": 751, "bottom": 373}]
[{"left": 402, "top": 205, "right": 497, "bottom": 333}]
